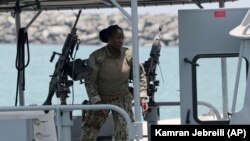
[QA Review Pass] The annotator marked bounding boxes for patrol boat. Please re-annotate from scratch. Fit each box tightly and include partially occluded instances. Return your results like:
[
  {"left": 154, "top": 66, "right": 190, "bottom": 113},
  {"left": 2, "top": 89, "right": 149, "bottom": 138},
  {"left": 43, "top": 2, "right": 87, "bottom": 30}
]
[{"left": 0, "top": 0, "right": 249, "bottom": 141}]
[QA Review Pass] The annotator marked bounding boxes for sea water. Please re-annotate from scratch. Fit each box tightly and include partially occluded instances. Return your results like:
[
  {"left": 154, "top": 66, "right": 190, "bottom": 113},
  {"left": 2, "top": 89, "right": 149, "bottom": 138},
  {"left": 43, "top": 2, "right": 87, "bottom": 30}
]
[
  {"left": 2, "top": 43, "right": 244, "bottom": 120},
  {"left": 0, "top": 43, "right": 180, "bottom": 119}
]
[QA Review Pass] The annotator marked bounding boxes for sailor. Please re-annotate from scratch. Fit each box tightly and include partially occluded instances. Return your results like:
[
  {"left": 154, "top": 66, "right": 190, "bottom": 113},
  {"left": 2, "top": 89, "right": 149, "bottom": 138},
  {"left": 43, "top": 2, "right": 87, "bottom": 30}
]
[{"left": 79, "top": 24, "right": 148, "bottom": 141}]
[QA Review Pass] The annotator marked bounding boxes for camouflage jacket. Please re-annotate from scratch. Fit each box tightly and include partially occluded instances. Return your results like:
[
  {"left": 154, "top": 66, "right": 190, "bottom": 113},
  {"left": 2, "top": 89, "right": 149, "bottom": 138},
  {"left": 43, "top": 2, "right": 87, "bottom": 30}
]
[{"left": 85, "top": 46, "right": 147, "bottom": 104}]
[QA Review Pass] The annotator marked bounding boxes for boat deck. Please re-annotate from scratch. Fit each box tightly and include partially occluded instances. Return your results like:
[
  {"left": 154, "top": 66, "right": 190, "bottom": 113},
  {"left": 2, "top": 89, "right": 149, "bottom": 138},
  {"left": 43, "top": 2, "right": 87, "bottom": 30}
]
[{"left": 71, "top": 115, "right": 181, "bottom": 141}]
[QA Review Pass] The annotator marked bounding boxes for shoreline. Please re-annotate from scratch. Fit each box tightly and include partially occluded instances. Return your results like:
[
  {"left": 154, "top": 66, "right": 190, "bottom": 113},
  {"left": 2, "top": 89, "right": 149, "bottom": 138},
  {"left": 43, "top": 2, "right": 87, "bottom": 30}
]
[{"left": 0, "top": 11, "right": 178, "bottom": 46}]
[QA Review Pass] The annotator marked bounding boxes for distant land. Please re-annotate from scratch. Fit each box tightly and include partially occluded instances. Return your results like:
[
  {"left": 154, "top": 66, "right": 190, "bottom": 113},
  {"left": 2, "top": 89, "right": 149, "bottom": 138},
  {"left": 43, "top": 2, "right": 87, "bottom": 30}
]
[{"left": 0, "top": 11, "right": 178, "bottom": 47}]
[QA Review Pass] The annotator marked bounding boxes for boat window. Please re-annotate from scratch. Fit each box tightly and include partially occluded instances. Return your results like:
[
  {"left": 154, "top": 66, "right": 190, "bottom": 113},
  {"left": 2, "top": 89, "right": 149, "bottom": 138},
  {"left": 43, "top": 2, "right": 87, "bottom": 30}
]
[{"left": 194, "top": 56, "right": 247, "bottom": 123}]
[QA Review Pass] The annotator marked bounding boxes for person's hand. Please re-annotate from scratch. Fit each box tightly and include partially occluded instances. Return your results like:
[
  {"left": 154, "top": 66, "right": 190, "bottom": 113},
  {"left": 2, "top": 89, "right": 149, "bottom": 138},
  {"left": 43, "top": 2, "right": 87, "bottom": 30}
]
[
  {"left": 96, "top": 110, "right": 109, "bottom": 117},
  {"left": 140, "top": 97, "right": 148, "bottom": 112},
  {"left": 94, "top": 101, "right": 109, "bottom": 117}
]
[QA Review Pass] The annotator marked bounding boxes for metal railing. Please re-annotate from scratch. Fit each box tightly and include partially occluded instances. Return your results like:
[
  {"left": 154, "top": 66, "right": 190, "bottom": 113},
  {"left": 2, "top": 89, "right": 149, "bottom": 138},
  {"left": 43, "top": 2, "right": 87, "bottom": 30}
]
[{"left": 0, "top": 104, "right": 136, "bottom": 141}]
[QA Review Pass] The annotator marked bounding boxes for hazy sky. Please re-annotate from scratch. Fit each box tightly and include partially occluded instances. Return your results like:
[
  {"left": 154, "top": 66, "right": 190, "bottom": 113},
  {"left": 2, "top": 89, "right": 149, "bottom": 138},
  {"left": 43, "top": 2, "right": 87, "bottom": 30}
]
[
  {"left": 138, "top": 0, "right": 249, "bottom": 14},
  {"left": 84, "top": 0, "right": 249, "bottom": 15}
]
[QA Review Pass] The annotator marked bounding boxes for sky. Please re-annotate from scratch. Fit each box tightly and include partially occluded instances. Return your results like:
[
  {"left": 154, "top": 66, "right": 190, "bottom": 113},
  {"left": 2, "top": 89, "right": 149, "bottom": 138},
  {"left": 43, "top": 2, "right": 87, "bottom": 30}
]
[
  {"left": 139, "top": 0, "right": 249, "bottom": 15},
  {"left": 137, "top": 0, "right": 249, "bottom": 14},
  {"left": 84, "top": 0, "right": 249, "bottom": 15}
]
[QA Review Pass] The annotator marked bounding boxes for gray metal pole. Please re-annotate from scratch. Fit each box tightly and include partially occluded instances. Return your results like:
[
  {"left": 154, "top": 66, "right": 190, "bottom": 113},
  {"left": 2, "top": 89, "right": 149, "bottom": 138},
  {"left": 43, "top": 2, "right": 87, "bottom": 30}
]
[
  {"left": 25, "top": 10, "right": 42, "bottom": 32},
  {"left": 219, "top": 1, "right": 229, "bottom": 119},
  {"left": 221, "top": 58, "right": 229, "bottom": 119},
  {"left": 60, "top": 111, "right": 73, "bottom": 141},
  {"left": 219, "top": 0, "right": 225, "bottom": 8},
  {"left": 109, "top": 0, "right": 131, "bottom": 21},
  {"left": 15, "top": 12, "right": 25, "bottom": 106},
  {"left": 131, "top": 1, "right": 143, "bottom": 140},
  {"left": 232, "top": 41, "right": 245, "bottom": 114}
]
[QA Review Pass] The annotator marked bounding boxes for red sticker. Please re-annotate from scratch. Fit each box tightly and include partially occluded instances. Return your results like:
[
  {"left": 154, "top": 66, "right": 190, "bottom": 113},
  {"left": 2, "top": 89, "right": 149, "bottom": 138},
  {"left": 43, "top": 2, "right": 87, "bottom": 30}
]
[{"left": 214, "top": 10, "right": 226, "bottom": 18}]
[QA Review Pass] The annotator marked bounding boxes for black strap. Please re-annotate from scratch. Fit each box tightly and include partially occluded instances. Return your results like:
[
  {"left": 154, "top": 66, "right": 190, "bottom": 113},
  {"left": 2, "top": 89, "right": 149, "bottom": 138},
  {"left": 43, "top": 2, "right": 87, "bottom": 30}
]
[{"left": 15, "top": 27, "right": 30, "bottom": 106}]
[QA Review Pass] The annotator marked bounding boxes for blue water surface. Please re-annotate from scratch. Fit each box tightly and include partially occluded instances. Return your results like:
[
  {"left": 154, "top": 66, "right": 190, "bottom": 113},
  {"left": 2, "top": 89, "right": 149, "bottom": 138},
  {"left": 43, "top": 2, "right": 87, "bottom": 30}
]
[{"left": 0, "top": 43, "right": 180, "bottom": 119}]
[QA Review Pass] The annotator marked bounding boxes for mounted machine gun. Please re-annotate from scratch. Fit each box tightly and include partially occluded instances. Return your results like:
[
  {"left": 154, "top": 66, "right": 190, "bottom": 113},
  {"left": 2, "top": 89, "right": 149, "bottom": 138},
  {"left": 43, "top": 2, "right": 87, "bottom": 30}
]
[
  {"left": 143, "top": 25, "right": 163, "bottom": 135},
  {"left": 43, "top": 10, "right": 83, "bottom": 106},
  {"left": 144, "top": 25, "right": 163, "bottom": 108}
]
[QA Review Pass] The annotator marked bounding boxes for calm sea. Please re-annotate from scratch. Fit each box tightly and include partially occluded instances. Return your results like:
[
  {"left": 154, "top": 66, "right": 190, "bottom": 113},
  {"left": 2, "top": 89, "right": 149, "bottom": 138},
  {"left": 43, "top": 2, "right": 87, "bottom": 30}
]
[
  {"left": 1, "top": 43, "right": 245, "bottom": 120},
  {"left": 0, "top": 43, "right": 180, "bottom": 119}
]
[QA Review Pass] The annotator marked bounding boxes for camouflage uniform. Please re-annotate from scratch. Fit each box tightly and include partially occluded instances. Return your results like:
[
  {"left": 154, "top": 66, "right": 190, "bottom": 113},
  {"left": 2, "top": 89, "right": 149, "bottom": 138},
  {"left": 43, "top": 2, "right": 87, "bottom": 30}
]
[{"left": 79, "top": 46, "right": 147, "bottom": 141}]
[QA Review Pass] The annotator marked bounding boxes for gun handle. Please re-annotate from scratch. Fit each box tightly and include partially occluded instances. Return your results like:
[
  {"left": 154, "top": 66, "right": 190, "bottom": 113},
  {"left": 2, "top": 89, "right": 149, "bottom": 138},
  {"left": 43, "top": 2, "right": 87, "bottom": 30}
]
[{"left": 50, "top": 52, "right": 56, "bottom": 62}]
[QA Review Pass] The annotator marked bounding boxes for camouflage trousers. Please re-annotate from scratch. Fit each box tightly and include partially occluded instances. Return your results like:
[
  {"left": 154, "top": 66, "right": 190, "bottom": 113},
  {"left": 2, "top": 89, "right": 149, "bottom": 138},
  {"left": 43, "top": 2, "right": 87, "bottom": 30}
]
[{"left": 79, "top": 93, "right": 134, "bottom": 141}]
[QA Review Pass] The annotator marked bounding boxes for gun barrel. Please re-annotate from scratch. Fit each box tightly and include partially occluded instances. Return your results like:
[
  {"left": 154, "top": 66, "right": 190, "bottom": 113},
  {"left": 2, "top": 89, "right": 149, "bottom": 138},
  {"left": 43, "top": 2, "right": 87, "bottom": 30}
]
[{"left": 73, "top": 10, "right": 82, "bottom": 29}]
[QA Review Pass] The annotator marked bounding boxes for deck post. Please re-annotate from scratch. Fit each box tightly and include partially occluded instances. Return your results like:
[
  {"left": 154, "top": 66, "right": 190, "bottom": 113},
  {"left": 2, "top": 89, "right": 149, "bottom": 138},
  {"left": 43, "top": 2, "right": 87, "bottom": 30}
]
[
  {"left": 15, "top": 9, "right": 25, "bottom": 106},
  {"left": 131, "top": 0, "right": 143, "bottom": 140},
  {"left": 60, "top": 111, "right": 73, "bottom": 141}
]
